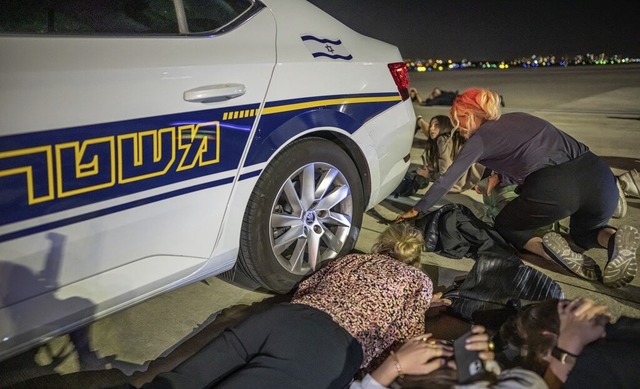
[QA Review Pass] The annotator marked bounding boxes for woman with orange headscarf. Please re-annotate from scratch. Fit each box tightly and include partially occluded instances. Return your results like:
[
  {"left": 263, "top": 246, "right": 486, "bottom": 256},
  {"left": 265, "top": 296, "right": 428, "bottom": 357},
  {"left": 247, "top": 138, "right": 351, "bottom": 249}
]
[{"left": 396, "top": 88, "right": 638, "bottom": 289}]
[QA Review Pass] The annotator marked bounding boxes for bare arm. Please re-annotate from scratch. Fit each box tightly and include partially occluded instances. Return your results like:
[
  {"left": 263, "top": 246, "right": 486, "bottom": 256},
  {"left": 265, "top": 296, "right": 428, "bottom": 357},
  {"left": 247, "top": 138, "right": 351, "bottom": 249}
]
[{"left": 545, "top": 298, "right": 609, "bottom": 384}]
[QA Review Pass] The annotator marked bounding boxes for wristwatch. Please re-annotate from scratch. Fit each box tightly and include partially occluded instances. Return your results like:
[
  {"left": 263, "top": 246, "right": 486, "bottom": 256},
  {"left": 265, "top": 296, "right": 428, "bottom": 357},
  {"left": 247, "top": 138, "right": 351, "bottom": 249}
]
[{"left": 551, "top": 346, "right": 578, "bottom": 365}]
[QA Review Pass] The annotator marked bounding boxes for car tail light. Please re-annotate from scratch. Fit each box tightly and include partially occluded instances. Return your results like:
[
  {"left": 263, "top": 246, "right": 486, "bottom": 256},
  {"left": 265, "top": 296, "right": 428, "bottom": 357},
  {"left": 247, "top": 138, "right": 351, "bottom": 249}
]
[{"left": 388, "top": 62, "right": 410, "bottom": 101}]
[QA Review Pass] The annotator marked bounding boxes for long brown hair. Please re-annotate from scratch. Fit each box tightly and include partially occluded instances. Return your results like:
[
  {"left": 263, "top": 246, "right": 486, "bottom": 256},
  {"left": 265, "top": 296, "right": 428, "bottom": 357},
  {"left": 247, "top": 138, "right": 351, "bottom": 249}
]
[
  {"left": 423, "top": 115, "right": 465, "bottom": 172},
  {"left": 397, "top": 367, "right": 457, "bottom": 389},
  {"left": 500, "top": 299, "right": 560, "bottom": 375}
]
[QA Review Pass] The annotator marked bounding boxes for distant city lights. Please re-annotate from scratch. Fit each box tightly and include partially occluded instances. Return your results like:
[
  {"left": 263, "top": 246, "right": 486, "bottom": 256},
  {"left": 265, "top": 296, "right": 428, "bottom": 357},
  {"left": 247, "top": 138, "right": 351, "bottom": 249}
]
[{"left": 404, "top": 53, "right": 639, "bottom": 71}]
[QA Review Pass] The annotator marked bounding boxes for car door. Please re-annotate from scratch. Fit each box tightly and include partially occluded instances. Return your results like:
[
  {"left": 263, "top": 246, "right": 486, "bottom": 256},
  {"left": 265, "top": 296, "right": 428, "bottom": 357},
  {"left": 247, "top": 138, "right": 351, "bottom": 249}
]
[{"left": 0, "top": 0, "right": 275, "bottom": 359}]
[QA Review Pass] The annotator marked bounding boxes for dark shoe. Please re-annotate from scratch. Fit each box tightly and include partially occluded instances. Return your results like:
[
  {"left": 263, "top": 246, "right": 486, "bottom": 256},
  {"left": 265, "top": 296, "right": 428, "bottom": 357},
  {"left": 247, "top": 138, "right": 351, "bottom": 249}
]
[
  {"left": 604, "top": 225, "right": 639, "bottom": 288},
  {"left": 612, "top": 178, "right": 627, "bottom": 218},
  {"left": 542, "top": 232, "right": 598, "bottom": 281}
]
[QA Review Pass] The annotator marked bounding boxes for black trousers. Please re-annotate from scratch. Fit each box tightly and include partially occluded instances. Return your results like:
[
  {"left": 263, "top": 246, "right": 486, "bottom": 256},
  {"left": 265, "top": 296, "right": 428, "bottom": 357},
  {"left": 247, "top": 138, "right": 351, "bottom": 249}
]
[
  {"left": 495, "top": 151, "right": 617, "bottom": 251},
  {"left": 143, "top": 303, "right": 363, "bottom": 389}
]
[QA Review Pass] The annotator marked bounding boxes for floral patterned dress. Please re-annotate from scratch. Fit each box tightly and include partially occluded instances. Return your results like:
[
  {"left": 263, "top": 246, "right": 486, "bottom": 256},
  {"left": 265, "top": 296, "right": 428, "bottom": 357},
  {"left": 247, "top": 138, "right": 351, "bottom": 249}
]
[{"left": 291, "top": 253, "right": 433, "bottom": 369}]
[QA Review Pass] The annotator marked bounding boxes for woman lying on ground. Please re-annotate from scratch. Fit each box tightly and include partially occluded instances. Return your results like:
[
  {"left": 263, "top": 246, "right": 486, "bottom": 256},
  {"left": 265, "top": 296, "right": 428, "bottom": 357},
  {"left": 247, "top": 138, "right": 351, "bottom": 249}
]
[
  {"left": 410, "top": 87, "right": 458, "bottom": 106},
  {"left": 397, "top": 87, "right": 639, "bottom": 288},
  {"left": 354, "top": 325, "right": 547, "bottom": 389},
  {"left": 139, "top": 223, "right": 436, "bottom": 389}
]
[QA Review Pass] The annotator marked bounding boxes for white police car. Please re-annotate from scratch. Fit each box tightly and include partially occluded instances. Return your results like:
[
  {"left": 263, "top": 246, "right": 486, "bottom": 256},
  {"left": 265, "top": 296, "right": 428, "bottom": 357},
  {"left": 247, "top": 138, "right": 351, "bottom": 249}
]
[{"left": 0, "top": 0, "right": 415, "bottom": 360}]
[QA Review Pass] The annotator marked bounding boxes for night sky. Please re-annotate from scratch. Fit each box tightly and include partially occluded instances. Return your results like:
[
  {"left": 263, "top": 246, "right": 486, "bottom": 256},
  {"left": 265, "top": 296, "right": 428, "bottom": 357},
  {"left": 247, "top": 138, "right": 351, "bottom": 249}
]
[{"left": 308, "top": 0, "right": 639, "bottom": 61}]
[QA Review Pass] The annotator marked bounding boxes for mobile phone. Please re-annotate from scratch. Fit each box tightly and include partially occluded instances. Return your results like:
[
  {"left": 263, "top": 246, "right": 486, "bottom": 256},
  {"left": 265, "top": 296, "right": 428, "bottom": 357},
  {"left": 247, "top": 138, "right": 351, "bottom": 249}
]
[{"left": 453, "top": 331, "right": 487, "bottom": 384}]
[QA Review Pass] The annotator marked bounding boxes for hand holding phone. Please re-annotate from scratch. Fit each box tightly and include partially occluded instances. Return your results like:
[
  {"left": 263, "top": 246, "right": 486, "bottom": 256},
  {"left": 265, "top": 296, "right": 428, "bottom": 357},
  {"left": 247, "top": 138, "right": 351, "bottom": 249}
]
[{"left": 453, "top": 330, "right": 487, "bottom": 384}]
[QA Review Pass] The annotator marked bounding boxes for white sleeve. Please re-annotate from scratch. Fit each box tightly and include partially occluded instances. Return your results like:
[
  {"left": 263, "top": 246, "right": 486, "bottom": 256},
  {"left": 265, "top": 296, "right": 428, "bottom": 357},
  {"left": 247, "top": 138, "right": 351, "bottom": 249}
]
[{"left": 349, "top": 374, "right": 388, "bottom": 389}]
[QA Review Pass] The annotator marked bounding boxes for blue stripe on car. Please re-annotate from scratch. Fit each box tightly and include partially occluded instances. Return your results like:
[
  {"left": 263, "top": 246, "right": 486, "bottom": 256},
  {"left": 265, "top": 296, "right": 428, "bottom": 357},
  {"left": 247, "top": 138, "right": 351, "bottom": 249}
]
[{"left": 0, "top": 92, "right": 399, "bottom": 241}]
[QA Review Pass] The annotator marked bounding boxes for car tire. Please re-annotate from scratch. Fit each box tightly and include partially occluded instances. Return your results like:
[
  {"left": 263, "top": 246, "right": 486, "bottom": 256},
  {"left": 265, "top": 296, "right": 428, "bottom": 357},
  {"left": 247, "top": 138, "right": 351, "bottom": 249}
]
[{"left": 238, "top": 137, "right": 364, "bottom": 293}]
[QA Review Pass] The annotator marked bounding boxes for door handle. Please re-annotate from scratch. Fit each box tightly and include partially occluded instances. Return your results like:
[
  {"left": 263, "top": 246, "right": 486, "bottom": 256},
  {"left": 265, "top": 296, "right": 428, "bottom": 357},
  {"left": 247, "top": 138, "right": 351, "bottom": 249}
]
[{"left": 183, "top": 83, "right": 246, "bottom": 103}]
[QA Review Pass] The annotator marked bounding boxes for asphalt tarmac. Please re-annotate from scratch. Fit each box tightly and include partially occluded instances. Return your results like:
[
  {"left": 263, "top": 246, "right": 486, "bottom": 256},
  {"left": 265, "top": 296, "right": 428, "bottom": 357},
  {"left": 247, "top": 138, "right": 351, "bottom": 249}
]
[{"left": 2, "top": 64, "right": 639, "bottom": 388}]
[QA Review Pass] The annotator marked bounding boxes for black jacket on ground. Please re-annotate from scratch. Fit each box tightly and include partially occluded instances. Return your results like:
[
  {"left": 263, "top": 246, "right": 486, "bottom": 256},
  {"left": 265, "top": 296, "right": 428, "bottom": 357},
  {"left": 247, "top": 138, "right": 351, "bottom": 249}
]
[{"left": 416, "top": 204, "right": 564, "bottom": 322}]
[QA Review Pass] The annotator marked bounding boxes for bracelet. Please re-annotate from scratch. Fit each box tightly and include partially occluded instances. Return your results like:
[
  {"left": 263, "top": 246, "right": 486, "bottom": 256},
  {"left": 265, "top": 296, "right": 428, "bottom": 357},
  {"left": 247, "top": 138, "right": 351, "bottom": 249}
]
[
  {"left": 551, "top": 346, "right": 578, "bottom": 365},
  {"left": 390, "top": 351, "right": 404, "bottom": 378}
]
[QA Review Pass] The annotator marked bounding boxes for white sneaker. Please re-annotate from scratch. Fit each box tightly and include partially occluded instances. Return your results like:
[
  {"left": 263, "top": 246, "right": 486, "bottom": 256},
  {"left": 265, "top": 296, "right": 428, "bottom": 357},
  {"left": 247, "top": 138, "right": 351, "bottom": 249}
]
[
  {"left": 604, "top": 225, "right": 639, "bottom": 288},
  {"left": 542, "top": 232, "right": 599, "bottom": 281},
  {"left": 612, "top": 178, "right": 627, "bottom": 219}
]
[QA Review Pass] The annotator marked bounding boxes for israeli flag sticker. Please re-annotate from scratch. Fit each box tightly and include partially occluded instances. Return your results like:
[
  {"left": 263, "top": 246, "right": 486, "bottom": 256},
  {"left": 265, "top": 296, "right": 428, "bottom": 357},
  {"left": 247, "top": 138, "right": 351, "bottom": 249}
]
[{"left": 301, "top": 35, "right": 353, "bottom": 61}]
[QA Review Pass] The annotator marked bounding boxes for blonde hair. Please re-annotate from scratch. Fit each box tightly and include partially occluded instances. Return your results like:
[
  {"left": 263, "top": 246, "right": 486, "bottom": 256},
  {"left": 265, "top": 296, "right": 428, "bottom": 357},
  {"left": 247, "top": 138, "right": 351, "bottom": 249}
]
[
  {"left": 450, "top": 88, "right": 502, "bottom": 131},
  {"left": 371, "top": 223, "right": 425, "bottom": 267}
]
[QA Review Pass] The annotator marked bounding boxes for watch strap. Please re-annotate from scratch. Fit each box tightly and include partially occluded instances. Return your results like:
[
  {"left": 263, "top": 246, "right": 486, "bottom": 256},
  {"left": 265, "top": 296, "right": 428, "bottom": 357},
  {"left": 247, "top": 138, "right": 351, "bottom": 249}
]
[{"left": 551, "top": 346, "right": 578, "bottom": 365}]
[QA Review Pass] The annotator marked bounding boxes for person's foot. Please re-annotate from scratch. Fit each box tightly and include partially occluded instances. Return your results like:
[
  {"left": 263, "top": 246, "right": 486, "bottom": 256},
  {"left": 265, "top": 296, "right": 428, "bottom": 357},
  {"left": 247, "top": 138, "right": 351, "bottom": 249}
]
[
  {"left": 604, "top": 225, "right": 639, "bottom": 288},
  {"left": 612, "top": 177, "right": 628, "bottom": 218},
  {"left": 542, "top": 232, "right": 599, "bottom": 281}
]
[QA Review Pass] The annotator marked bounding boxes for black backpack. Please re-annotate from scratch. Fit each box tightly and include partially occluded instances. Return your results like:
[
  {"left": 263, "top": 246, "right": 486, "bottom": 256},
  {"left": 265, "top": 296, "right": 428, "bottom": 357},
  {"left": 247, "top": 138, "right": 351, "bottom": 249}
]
[{"left": 393, "top": 171, "right": 429, "bottom": 198}]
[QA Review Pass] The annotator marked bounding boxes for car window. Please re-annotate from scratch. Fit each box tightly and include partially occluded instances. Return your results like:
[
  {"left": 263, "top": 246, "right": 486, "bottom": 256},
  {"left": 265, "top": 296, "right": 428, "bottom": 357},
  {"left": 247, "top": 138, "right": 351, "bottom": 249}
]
[
  {"left": 183, "top": 0, "right": 254, "bottom": 33},
  {"left": 0, "top": 0, "right": 254, "bottom": 35}
]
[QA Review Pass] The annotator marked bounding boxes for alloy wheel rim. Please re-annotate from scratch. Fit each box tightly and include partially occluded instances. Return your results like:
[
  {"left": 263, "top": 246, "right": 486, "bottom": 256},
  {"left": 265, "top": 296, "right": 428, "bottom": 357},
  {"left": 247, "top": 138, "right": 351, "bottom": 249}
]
[{"left": 269, "top": 162, "right": 353, "bottom": 275}]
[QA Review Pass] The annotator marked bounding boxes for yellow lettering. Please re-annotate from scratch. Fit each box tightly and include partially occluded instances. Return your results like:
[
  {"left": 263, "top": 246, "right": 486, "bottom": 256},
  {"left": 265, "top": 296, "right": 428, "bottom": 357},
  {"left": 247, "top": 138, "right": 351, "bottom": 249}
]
[
  {"left": 176, "top": 121, "right": 220, "bottom": 171},
  {"left": 0, "top": 146, "right": 54, "bottom": 204},
  {"left": 4, "top": 119, "right": 219, "bottom": 208},
  {"left": 118, "top": 127, "right": 176, "bottom": 184},
  {"left": 56, "top": 137, "right": 116, "bottom": 198}
]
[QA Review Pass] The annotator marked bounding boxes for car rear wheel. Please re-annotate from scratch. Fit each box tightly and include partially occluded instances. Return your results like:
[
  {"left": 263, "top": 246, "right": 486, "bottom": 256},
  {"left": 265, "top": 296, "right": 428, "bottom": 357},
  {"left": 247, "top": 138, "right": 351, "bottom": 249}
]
[{"left": 238, "top": 137, "right": 364, "bottom": 293}]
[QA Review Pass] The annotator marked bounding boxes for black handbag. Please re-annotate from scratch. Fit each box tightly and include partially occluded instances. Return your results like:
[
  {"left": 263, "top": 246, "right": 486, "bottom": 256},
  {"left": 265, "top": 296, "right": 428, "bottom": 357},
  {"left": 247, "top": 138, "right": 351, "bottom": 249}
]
[{"left": 392, "top": 170, "right": 429, "bottom": 198}]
